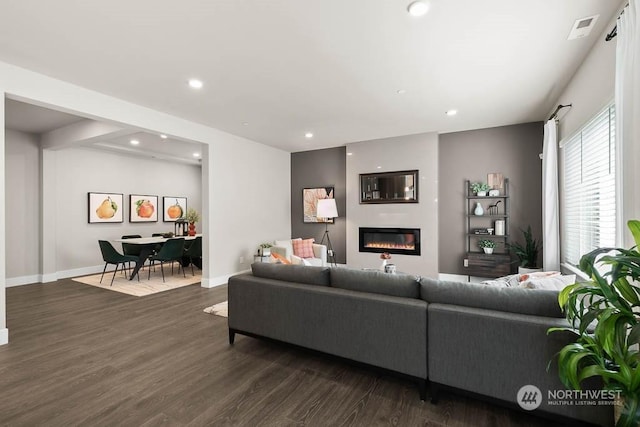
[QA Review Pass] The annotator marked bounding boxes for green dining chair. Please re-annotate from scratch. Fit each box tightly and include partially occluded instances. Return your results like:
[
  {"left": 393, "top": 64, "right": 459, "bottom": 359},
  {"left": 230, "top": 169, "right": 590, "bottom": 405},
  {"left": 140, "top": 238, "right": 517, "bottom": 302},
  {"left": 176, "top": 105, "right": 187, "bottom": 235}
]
[
  {"left": 98, "top": 240, "right": 139, "bottom": 285},
  {"left": 121, "top": 234, "right": 142, "bottom": 271},
  {"left": 183, "top": 236, "right": 202, "bottom": 276},
  {"left": 148, "top": 238, "right": 185, "bottom": 282}
]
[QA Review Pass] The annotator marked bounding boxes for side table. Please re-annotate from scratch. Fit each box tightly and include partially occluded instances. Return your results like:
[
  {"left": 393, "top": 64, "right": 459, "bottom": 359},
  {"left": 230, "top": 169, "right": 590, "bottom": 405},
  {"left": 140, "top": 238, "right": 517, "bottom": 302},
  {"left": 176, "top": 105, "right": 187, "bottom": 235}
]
[{"left": 253, "top": 255, "right": 271, "bottom": 263}]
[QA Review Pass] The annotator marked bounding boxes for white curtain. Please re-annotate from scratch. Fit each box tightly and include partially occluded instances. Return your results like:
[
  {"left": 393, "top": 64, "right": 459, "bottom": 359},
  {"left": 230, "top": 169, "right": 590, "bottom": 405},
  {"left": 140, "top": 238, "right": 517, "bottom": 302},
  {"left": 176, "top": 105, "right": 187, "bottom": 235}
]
[
  {"left": 616, "top": 0, "right": 640, "bottom": 247},
  {"left": 542, "top": 119, "right": 560, "bottom": 271}
]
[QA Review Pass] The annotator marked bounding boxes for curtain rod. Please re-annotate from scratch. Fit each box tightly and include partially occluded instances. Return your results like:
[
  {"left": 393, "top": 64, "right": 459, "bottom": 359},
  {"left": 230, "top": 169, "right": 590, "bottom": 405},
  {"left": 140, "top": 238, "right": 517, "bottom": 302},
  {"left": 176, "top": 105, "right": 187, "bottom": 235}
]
[
  {"left": 548, "top": 104, "right": 572, "bottom": 121},
  {"left": 606, "top": 3, "right": 629, "bottom": 41}
]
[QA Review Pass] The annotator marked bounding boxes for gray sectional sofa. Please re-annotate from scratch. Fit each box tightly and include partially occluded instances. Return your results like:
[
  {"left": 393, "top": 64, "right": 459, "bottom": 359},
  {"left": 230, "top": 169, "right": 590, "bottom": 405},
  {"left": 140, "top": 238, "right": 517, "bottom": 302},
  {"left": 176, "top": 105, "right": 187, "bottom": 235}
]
[{"left": 227, "top": 263, "right": 613, "bottom": 427}]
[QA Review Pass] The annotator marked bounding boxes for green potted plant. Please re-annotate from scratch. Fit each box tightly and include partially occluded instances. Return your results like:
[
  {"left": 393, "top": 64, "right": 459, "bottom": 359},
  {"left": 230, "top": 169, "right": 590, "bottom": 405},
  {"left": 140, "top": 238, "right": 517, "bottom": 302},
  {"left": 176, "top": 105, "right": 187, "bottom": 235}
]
[
  {"left": 185, "top": 208, "right": 200, "bottom": 236},
  {"left": 478, "top": 239, "right": 496, "bottom": 254},
  {"left": 470, "top": 182, "right": 491, "bottom": 196},
  {"left": 550, "top": 220, "right": 640, "bottom": 427},
  {"left": 258, "top": 242, "right": 273, "bottom": 257},
  {"left": 508, "top": 226, "right": 541, "bottom": 273}
]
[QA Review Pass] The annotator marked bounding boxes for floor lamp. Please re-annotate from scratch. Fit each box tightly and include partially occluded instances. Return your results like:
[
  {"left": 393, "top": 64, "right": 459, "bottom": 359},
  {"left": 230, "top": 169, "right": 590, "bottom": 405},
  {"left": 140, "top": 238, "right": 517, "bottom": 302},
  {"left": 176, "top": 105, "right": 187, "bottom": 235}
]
[{"left": 316, "top": 198, "right": 338, "bottom": 266}]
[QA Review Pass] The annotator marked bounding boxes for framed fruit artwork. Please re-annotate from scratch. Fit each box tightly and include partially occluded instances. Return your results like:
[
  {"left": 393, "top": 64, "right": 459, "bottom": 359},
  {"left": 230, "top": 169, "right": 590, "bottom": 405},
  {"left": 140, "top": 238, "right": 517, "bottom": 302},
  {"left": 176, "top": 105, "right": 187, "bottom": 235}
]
[
  {"left": 88, "top": 192, "right": 124, "bottom": 223},
  {"left": 130, "top": 195, "right": 158, "bottom": 223},
  {"left": 163, "top": 196, "right": 187, "bottom": 222}
]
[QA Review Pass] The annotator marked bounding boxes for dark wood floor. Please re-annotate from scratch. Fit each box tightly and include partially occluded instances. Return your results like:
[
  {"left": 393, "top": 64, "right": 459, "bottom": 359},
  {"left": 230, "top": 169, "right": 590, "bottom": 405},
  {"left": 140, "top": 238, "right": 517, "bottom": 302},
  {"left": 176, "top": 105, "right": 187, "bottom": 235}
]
[{"left": 0, "top": 279, "right": 558, "bottom": 426}]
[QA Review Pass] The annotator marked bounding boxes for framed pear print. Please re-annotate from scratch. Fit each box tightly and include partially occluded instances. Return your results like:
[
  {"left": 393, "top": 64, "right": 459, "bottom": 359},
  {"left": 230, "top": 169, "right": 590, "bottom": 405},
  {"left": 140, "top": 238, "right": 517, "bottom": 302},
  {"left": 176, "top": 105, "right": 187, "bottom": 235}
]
[
  {"left": 163, "top": 196, "right": 187, "bottom": 222},
  {"left": 88, "top": 192, "right": 124, "bottom": 223}
]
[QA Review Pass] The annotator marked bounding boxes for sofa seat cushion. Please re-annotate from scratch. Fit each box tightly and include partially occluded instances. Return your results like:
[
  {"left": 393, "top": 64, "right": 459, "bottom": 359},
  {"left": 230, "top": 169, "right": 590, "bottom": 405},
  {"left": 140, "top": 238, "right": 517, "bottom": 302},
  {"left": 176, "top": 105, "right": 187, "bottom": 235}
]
[
  {"left": 420, "top": 278, "right": 563, "bottom": 318},
  {"left": 251, "top": 262, "right": 330, "bottom": 286},
  {"left": 330, "top": 268, "right": 420, "bottom": 298}
]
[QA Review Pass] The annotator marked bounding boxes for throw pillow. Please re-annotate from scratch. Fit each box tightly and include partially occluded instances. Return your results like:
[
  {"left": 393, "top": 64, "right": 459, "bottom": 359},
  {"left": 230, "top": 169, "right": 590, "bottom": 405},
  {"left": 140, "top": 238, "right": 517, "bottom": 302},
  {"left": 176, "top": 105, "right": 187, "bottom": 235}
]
[
  {"left": 519, "top": 274, "right": 576, "bottom": 291},
  {"left": 292, "top": 238, "right": 315, "bottom": 258},
  {"left": 270, "top": 252, "right": 291, "bottom": 265},
  {"left": 274, "top": 239, "right": 294, "bottom": 256}
]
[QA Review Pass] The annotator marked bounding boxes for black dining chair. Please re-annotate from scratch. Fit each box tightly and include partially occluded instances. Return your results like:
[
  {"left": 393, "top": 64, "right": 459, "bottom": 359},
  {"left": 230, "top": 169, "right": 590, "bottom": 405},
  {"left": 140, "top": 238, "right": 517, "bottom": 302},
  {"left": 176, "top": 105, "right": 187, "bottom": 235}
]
[
  {"left": 183, "top": 236, "right": 202, "bottom": 276},
  {"left": 148, "top": 238, "right": 186, "bottom": 282},
  {"left": 98, "top": 240, "right": 139, "bottom": 285},
  {"left": 121, "top": 234, "right": 142, "bottom": 271}
]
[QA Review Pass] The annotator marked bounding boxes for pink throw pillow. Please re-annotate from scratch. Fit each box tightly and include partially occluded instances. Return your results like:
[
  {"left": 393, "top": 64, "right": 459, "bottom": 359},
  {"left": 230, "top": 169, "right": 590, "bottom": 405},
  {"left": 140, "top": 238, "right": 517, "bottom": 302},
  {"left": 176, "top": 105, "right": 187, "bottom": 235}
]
[{"left": 292, "top": 238, "right": 315, "bottom": 259}]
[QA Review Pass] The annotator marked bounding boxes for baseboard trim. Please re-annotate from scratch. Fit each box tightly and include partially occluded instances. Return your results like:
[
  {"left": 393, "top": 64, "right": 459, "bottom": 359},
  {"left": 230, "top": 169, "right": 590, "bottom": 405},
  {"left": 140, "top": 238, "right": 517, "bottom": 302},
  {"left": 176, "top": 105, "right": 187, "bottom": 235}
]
[
  {"left": 201, "top": 269, "right": 250, "bottom": 288},
  {"left": 8, "top": 265, "right": 119, "bottom": 287},
  {"left": 0, "top": 328, "right": 8, "bottom": 345},
  {"left": 6, "top": 275, "right": 42, "bottom": 287}
]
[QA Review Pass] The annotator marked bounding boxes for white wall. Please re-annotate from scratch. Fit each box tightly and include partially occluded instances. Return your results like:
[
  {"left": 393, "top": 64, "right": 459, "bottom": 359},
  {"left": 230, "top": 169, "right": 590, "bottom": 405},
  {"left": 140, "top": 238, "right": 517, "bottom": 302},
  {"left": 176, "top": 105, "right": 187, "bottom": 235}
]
[
  {"left": 1, "top": 60, "right": 291, "bottom": 344},
  {"left": 5, "top": 130, "right": 40, "bottom": 281},
  {"left": 346, "top": 132, "right": 439, "bottom": 278},
  {"left": 550, "top": 21, "right": 617, "bottom": 140}
]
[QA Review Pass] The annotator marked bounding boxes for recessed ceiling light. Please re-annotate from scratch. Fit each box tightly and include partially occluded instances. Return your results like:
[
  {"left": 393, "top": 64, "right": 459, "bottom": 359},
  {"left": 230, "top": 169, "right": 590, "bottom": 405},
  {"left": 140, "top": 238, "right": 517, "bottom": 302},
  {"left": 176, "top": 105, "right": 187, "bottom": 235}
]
[
  {"left": 407, "top": 1, "right": 429, "bottom": 17},
  {"left": 160, "top": 134, "right": 168, "bottom": 139},
  {"left": 377, "top": 166, "right": 382, "bottom": 169},
  {"left": 446, "top": 109, "right": 458, "bottom": 116},
  {"left": 193, "top": 152, "right": 200, "bottom": 158},
  {"left": 397, "top": 89, "right": 407, "bottom": 95},
  {"left": 305, "top": 132, "right": 314, "bottom": 139},
  {"left": 347, "top": 152, "right": 353, "bottom": 156},
  {"left": 188, "top": 79, "right": 203, "bottom": 89},
  {"left": 130, "top": 139, "right": 140, "bottom": 145}
]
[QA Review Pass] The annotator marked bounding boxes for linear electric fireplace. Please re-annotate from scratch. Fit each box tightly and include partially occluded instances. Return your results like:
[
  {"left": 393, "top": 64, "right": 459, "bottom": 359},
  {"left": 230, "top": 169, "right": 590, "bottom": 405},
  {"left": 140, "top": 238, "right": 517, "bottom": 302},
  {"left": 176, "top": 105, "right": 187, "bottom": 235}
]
[{"left": 359, "top": 227, "right": 421, "bottom": 256}]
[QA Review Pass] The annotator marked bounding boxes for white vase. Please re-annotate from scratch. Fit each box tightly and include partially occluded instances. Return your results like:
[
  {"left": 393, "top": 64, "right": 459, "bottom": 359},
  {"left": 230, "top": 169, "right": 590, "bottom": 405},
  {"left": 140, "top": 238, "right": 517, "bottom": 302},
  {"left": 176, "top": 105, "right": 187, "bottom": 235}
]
[
  {"left": 380, "top": 259, "right": 387, "bottom": 271},
  {"left": 474, "top": 202, "right": 484, "bottom": 216},
  {"left": 477, "top": 191, "right": 487, "bottom": 197},
  {"left": 483, "top": 247, "right": 493, "bottom": 254}
]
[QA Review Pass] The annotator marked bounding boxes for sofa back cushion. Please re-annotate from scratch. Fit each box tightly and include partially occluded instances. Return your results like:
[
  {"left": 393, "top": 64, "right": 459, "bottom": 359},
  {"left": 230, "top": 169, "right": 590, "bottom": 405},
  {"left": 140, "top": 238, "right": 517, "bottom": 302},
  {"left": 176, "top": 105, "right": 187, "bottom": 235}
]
[
  {"left": 251, "top": 262, "right": 330, "bottom": 286},
  {"left": 330, "top": 268, "right": 420, "bottom": 298},
  {"left": 420, "top": 278, "right": 563, "bottom": 318}
]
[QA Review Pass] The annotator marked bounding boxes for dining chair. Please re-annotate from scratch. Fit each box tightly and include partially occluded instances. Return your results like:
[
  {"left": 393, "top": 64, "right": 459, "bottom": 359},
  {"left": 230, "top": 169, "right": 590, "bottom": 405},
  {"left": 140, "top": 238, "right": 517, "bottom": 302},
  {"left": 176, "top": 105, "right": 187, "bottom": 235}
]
[
  {"left": 121, "top": 234, "right": 143, "bottom": 271},
  {"left": 98, "top": 240, "right": 140, "bottom": 285},
  {"left": 183, "top": 236, "right": 202, "bottom": 276},
  {"left": 148, "top": 238, "right": 186, "bottom": 282}
]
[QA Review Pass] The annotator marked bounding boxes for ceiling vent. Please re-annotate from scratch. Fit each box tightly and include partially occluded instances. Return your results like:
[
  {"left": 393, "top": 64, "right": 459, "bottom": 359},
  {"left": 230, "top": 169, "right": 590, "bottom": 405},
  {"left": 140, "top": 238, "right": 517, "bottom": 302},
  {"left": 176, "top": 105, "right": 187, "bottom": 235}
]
[{"left": 568, "top": 15, "right": 599, "bottom": 40}]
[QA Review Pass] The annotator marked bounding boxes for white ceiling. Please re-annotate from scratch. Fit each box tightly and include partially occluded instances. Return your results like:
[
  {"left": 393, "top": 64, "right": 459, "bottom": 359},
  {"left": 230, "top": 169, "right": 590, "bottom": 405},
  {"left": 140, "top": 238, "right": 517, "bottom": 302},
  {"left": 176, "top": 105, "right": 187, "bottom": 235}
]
[
  {"left": 0, "top": 0, "right": 624, "bottom": 152},
  {"left": 4, "top": 99, "right": 203, "bottom": 165}
]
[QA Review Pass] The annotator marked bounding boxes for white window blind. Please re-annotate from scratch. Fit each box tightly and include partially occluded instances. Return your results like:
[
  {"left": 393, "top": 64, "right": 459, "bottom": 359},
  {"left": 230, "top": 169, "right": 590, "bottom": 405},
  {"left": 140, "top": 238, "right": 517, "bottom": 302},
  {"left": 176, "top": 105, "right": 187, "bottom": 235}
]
[{"left": 561, "top": 105, "right": 616, "bottom": 265}]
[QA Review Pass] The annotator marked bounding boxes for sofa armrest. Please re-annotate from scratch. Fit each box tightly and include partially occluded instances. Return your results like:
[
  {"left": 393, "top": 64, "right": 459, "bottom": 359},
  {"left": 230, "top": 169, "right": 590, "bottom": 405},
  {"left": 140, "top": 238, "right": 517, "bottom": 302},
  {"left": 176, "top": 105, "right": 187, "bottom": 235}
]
[
  {"left": 271, "top": 245, "right": 291, "bottom": 260},
  {"left": 313, "top": 244, "right": 327, "bottom": 265}
]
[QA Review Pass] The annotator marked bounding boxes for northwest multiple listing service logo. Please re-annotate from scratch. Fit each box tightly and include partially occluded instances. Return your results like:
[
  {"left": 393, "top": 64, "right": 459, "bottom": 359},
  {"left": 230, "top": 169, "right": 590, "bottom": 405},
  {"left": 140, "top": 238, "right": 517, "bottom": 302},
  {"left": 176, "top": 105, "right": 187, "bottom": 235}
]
[
  {"left": 517, "top": 384, "right": 619, "bottom": 410},
  {"left": 517, "top": 385, "right": 542, "bottom": 410}
]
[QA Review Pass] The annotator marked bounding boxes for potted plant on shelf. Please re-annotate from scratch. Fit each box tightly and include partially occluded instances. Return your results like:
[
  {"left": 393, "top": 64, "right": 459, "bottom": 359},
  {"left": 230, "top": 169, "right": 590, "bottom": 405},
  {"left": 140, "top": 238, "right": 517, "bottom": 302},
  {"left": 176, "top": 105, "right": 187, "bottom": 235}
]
[
  {"left": 478, "top": 239, "right": 496, "bottom": 254},
  {"left": 508, "top": 226, "right": 541, "bottom": 273},
  {"left": 185, "top": 208, "right": 200, "bottom": 236},
  {"left": 550, "top": 220, "right": 640, "bottom": 427},
  {"left": 258, "top": 242, "right": 272, "bottom": 257},
  {"left": 471, "top": 182, "right": 491, "bottom": 196}
]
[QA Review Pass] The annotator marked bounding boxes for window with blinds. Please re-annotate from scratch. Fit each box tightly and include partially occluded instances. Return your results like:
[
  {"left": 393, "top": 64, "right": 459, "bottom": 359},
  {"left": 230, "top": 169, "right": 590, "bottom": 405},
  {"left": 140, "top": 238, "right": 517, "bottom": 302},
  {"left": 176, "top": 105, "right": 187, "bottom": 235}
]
[{"left": 561, "top": 105, "right": 616, "bottom": 266}]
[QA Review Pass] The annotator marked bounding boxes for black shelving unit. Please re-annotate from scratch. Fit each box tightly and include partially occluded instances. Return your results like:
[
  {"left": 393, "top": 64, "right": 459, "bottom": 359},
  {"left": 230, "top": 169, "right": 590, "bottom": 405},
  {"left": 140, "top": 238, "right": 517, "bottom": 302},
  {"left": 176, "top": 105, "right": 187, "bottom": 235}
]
[{"left": 464, "top": 178, "right": 511, "bottom": 278}]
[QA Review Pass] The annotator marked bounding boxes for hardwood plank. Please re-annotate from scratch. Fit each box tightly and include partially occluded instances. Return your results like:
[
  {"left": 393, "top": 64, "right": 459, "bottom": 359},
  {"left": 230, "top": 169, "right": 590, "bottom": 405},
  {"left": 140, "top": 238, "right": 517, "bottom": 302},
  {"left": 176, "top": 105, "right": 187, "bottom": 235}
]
[{"left": 0, "top": 279, "right": 559, "bottom": 426}]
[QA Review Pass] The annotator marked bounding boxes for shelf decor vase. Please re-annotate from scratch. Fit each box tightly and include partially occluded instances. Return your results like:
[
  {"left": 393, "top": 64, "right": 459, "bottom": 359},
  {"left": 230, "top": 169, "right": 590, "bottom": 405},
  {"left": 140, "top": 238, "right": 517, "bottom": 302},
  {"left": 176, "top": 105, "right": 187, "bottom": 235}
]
[
  {"left": 380, "top": 259, "right": 387, "bottom": 271},
  {"left": 474, "top": 202, "right": 484, "bottom": 216},
  {"left": 188, "top": 222, "right": 196, "bottom": 236},
  {"left": 483, "top": 247, "right": 494, "bottom": 254}
]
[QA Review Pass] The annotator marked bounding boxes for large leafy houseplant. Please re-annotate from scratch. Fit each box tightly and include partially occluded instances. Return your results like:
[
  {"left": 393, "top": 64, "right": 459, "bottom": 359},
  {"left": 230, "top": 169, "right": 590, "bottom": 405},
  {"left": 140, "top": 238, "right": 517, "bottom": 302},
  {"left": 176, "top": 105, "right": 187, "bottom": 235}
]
[
  {"left": 508, "top": 225, "right": 540, "bottom": 268},
  {"left": 551, "top": 220, "right": 640, "bottom": 427}
]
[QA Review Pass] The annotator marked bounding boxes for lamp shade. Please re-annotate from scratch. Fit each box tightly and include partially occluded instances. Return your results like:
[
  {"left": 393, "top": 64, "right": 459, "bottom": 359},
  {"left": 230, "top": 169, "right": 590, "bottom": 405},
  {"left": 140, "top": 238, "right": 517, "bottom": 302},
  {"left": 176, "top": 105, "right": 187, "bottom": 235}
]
[{"left": 317, "top": 198, "right": 338, "bottom": 219}]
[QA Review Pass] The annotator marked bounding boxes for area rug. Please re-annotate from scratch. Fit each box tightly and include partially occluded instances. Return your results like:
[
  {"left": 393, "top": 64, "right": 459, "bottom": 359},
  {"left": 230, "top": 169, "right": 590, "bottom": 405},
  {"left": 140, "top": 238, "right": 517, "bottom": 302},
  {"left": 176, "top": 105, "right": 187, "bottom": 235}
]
[
  {"left": 204, "top": 300, "right": 228, "bottom": 318},
  {"left": 72, "top": 270, "right": 201, "bottom": 297}
]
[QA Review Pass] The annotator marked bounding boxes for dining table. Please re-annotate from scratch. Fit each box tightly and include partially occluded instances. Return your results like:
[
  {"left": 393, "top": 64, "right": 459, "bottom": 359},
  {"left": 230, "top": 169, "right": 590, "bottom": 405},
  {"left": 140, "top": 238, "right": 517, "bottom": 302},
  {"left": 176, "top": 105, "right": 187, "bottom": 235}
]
[{"left": 112, "top": 234, "right": 202, "bottom": 280}]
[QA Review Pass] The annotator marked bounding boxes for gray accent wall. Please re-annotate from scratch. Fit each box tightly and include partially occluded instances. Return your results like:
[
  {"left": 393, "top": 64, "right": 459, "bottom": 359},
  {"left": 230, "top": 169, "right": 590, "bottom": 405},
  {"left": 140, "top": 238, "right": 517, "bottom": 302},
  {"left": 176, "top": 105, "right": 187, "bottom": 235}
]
[
  {"left": 438, "top": 122, "right": 543, "bottom": 276},
  {"left": 291, "top": 147, "right": 346, "bottom": 264}
]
